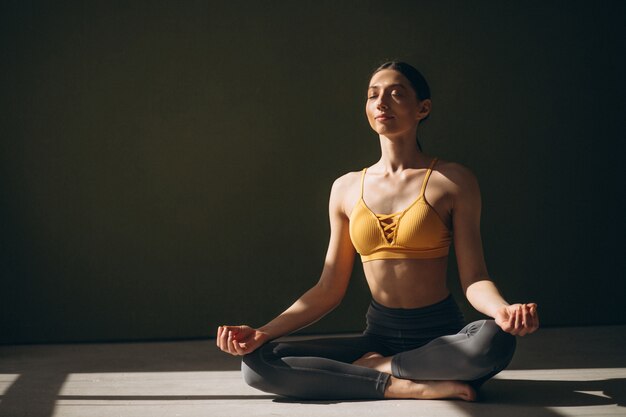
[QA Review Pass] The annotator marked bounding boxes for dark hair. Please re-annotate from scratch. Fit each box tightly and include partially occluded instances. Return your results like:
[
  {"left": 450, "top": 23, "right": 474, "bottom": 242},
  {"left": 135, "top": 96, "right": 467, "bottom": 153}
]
[{"left": 370, "top": 61, "right": 431, "bottom": 151}]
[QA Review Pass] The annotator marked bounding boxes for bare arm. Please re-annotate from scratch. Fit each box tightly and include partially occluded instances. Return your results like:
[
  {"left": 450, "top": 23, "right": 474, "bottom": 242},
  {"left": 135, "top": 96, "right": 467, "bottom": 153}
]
[
  {"left": 451, "top": 164, "right": 539, "bottom": 336},
  {"left": 217, "top": 174, "right": 357, "bottom": 354}
]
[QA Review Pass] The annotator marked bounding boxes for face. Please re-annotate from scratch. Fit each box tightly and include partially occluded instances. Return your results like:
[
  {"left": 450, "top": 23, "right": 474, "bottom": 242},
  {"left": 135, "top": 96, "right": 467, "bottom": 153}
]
[{"left": 365, "top": 69, "right": 431, "bottom": 137}]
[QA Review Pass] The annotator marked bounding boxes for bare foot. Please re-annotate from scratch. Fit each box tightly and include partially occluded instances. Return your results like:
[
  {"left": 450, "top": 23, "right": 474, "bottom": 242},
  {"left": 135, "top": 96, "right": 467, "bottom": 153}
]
[
  {"left": 352, "top": 352, "right": 392, "bottom": 374},
  {"left": 353, "top": 352, "right": 383, "bottom": 366},
  {"left": 385, "top": 376, "right": 476, "bottom": 401}
]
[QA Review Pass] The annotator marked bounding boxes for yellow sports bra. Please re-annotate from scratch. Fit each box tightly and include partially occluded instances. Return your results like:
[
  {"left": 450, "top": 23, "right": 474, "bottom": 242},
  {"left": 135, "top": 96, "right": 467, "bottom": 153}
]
[{"left": 349, "top": 157, "right": 453, "bottom": 262}]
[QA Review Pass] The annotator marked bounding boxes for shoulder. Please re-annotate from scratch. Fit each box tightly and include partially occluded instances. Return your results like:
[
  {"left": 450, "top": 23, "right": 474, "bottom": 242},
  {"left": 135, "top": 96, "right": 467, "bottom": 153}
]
[
  {"left": 433, "top": 158, "right": 480, "bottom": 196},
  {"left": 329, "top": 169, "right": 364, "bottom": 216},
  {"left": 330, "top": 169, "right": 363, "bottom": 194}
]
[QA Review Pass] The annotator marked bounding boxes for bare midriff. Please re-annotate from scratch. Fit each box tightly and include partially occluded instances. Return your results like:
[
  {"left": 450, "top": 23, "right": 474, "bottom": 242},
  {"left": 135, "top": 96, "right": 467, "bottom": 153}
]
[{"left": 362, "top": 256, "right": 450, "bottom": 309}]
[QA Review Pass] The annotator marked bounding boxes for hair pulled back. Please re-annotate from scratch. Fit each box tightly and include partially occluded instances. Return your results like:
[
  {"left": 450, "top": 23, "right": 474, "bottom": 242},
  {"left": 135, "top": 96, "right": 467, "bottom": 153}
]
[{"left": 370, "top": 61, "right": 431, "bottom": 152}]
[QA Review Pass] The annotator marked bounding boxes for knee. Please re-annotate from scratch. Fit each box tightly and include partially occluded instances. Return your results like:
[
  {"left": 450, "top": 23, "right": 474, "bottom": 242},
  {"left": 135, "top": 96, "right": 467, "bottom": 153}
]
[
  {"left": 241, "top": 349, "right": 268, "bottom": 391},
  {"left": 474, "top": 320, "right": 516, "bottom": 369},
  {"left": 240, "top": 345, "right": 280, "bottom": 394}
]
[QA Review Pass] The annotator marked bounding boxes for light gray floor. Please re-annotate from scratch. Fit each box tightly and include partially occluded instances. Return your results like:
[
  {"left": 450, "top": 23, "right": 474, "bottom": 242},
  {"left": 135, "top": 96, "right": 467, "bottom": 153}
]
[{"left": 0, "top": 325, "right": 625, "bottom": 417}]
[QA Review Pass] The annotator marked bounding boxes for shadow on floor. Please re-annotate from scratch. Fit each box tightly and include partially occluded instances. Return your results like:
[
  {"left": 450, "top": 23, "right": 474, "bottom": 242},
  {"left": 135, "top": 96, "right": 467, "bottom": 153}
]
[
  {"left": 451, "top": 377, "right": 626, "bottom": 416},
  {"left": 273, "top": 378, "right": 625, "bottom": 408},
  {"left": 480, "top": 378, "right": 626, "bottom": 407}
]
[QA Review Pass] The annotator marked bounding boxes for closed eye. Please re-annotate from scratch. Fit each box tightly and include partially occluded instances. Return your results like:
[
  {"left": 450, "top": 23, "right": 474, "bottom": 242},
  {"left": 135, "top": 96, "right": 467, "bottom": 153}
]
[{"left": 367, "top": 91, "right": 402, "bottom": 99}]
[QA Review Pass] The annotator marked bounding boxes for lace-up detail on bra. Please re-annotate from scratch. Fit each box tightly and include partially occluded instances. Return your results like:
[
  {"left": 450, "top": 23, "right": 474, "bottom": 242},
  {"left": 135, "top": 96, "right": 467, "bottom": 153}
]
[
  {"left": 376, "top": 213, "right": 400, "bottom": 244},
  {"left": 348, "top": 157, "right": 453, "bottom": 262}
]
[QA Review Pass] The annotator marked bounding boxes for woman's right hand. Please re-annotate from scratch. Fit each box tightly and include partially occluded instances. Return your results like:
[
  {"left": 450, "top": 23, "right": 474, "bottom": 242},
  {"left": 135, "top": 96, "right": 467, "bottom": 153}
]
[{"left": 216, "top": 325, "right": 269, "bottom": 356}]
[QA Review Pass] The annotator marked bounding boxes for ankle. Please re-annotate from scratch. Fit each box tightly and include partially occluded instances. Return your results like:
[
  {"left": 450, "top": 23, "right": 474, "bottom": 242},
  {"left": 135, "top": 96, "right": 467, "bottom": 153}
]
[{"left": 384, "top": 376, "right": 413, "bottom": 399}]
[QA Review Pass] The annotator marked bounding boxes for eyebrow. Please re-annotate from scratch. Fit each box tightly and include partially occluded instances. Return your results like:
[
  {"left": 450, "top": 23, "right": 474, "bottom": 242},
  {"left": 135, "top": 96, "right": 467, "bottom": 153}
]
[{"left": 368, "top": 83, "right": 408, "bottom": 90}]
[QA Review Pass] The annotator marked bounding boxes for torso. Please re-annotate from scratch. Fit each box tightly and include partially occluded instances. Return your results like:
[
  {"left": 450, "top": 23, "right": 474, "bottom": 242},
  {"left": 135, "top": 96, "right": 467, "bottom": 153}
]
[{"left": 343, "top": 155, "right": 455, "bottom": 308}]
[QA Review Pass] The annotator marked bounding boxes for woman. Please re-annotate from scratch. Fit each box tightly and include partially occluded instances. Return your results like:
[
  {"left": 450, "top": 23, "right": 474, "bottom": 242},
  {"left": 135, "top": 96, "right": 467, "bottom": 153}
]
[{"left": 216, "top": 61, "right": 539, "bottom": 401}]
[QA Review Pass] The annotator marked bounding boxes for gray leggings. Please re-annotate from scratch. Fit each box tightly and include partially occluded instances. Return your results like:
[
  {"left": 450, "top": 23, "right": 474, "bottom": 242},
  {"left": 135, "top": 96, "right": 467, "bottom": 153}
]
[{"left": 241, "top": 295, "right": 516, "bottom": 400}]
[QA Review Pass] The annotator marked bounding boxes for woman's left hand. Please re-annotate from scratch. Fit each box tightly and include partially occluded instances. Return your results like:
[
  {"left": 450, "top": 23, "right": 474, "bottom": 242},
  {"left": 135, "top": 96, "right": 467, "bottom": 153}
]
[{"left": 495, "top": 303, "right": 539, "bottom": 336}]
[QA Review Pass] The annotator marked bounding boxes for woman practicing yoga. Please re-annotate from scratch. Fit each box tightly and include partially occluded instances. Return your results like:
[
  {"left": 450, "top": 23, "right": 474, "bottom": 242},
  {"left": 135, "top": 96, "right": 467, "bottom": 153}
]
[{"left": 216, "top": 61, "right": 539, "bottom": 401}]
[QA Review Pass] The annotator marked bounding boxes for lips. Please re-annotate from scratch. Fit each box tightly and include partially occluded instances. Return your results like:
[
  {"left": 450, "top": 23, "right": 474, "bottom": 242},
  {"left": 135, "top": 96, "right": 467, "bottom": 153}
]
[{"left": 375, "top": 114, "right": 394, "bottom": 120}]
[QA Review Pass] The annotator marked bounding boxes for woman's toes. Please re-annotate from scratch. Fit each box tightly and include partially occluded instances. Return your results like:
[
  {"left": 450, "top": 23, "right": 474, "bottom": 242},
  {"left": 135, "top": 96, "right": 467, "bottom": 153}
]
[
  {"left": 352, "top": 352, "right": 383, "bottom": 366},
  {"left": 416, "top": 380, "right": 477, "bottom": 401},
  {"left": 362, "top": 352, "right": 383, "bottom": 360}
]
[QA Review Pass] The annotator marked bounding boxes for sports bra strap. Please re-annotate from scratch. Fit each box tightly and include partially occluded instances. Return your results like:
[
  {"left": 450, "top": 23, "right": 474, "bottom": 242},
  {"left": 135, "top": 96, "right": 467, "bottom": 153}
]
[
  {"left": 359, "top": 167, "right": 367, "bottom": 199},
  {"left": 418, "top": 157, "right": 438, "bottom": 198}
]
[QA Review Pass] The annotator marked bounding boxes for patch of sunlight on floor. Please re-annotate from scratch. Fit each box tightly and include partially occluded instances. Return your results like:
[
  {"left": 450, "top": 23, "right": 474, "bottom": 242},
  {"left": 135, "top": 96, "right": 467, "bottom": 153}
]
[
  {"left": 0, "top": 374, "right": 20, "bottom": 395},
  {"left": 58, "top": 371, "right": 257, "bottom": 401},
  {"left": 573, "top": 391, "right": 612, "bottom": 399},
  {"left": 493, "top": 368, "right": 626, "bottom": 381}
]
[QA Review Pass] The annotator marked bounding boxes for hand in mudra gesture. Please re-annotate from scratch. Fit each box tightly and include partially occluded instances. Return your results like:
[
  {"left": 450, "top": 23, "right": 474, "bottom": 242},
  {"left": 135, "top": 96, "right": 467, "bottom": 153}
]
[
  {"left": 216, "top": 325, "right": 269, "bottom": 356},
  {"left": 495, "top": 303, "right": 539, "bottom": 336}
]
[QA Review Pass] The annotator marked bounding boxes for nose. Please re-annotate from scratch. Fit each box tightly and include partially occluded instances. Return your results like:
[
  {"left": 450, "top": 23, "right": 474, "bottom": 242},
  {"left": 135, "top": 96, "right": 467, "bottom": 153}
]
[{"left": 376, "top": 95, "right": 389, "bottom": 110}]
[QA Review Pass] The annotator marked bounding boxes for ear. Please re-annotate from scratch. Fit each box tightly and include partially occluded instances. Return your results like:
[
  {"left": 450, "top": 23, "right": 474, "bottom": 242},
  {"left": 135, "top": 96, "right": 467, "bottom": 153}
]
[{"left": 415, "top": 99, "right": 432, "bottom": 121}]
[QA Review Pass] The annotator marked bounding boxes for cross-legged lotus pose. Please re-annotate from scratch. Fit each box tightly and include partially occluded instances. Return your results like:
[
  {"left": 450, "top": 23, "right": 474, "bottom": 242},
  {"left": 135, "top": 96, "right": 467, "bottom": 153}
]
[{"left": 216, "top": 61, "right": 539, "bottom": 401}]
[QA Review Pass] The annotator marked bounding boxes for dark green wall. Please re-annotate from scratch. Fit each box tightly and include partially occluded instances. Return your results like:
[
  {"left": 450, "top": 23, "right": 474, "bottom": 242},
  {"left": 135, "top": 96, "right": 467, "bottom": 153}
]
[{"left": 1, "top": 1, "right": 624, "bottom": 344}]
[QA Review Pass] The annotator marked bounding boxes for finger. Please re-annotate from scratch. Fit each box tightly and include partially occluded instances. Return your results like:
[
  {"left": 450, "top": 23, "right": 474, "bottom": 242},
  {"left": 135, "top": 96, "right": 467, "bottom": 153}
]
[
  {"left": 518, "top": 308, "right": 529, "bottom": 336},
  {"left": 216, "top": 326, "right": 222, "bottom": 347},
  {"left": 530, "top": 305, "right": 540, "bottom": 332},
  {"left": 515, "top": 306, "right": 524, "bottom": 335},
  {"left": 507, "top": 307, "right": 515, "bottom": 331},
  {"left": 522, "top": 304, "right": 529, "bottom": 328},
  {"left": 513, "top": 307, "right": 522, "bottom": 336},
  {"left": 217, "top": 326, "right": 223, "bottom": 350},
  {"left": 232, "top": 338, "right": 246, "bottom": 355},
  {"left": 514, "top": 306, "right": 522, "bottom": 331},
  {"left": 501, "top": 309, "right": 513, "bottom": 334},
  {"left": 219, "top": 326, "right": 230, "bottom": 352},
  {"left": 525, "top": 305, "right": 536, "bottom": 328},
  {"left": 227, "top": 330, "right": 239, "bottom": 355},
  {"left": 226, "top": 330, "right": 234, "bottom": 354}
]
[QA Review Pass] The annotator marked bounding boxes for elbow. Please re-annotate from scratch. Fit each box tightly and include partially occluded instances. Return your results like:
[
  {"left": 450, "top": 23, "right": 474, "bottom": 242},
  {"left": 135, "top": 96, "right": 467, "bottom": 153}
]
[
  {"left": 463, "top": 277, "right": 492, "bottom": 297},
  {"left": 329, "top": 293, "right": 344, "bottom": 310},
  {"left": 325, "top": 288, "right": 346, "bottom": 310},
  {"left": 314, "top": 283, "right": 346, "bottom": 310}
]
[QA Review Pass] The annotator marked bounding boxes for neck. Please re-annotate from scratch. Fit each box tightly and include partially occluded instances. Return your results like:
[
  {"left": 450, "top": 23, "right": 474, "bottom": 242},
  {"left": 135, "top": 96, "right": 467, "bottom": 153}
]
[{"left": 376, "top": 133, "right": 426, "bottom": 172}]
